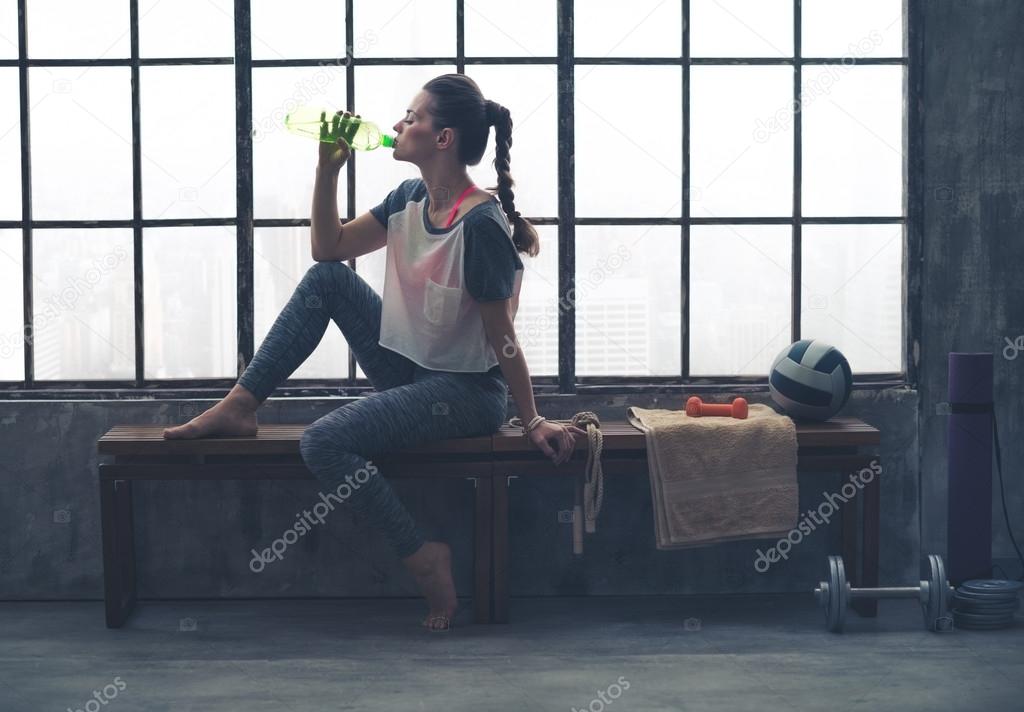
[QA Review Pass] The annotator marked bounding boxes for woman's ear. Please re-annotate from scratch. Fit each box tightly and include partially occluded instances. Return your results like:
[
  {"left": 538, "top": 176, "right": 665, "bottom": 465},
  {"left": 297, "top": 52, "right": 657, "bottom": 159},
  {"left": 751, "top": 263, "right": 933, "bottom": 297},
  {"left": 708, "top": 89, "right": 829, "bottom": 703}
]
[{"left": 436, "top": 127, "right": 456, "bottom": 150}]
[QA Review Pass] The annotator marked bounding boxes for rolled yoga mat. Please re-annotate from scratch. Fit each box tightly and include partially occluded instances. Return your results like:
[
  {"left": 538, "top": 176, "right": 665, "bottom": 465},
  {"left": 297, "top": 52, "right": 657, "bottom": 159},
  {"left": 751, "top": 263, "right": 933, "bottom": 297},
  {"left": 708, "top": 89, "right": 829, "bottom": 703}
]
[{"left": 947, "top": 352, "right": 994, "bottom": 585}]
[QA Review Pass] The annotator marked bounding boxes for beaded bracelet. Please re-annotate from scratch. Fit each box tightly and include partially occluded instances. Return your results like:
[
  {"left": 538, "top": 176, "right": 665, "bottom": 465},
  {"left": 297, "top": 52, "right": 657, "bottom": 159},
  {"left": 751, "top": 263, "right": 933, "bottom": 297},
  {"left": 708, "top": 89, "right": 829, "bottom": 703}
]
[{"left": 522, "top": 415, "right": 547, "bottom": 436}]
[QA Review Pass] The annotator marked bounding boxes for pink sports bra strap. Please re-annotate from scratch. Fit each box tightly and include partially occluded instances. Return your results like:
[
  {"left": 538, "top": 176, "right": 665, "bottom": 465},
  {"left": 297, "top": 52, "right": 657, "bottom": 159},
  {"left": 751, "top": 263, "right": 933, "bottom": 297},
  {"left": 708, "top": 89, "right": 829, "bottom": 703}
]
[{"left": 444, "top": 183, "right": 478, "bottom": 228}]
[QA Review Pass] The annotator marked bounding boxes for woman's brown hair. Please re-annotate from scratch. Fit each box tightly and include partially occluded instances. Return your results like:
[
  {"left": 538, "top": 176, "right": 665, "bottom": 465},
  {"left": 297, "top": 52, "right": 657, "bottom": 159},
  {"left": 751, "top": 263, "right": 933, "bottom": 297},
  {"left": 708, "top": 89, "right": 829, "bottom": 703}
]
[{"left": 421, "top": 73, "right": 540, "bottom": 258}]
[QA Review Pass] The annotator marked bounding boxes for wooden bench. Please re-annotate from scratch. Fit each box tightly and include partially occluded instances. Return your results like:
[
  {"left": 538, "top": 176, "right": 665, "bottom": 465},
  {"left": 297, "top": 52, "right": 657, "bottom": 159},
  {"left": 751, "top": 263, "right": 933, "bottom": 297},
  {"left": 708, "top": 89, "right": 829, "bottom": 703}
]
[
  {"left": 96, "top": 425, "right": 495, "bottom": 628},
  {"left": 98, "top": 416, "right": 880, "bottom": 628}
]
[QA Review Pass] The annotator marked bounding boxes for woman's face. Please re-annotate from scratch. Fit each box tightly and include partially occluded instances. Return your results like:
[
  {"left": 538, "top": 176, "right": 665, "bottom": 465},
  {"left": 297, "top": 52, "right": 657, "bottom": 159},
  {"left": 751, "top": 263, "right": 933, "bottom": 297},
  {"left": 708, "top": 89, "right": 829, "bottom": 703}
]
[{"left": 391, "top": 90, "right": 436, "bottom": 163}]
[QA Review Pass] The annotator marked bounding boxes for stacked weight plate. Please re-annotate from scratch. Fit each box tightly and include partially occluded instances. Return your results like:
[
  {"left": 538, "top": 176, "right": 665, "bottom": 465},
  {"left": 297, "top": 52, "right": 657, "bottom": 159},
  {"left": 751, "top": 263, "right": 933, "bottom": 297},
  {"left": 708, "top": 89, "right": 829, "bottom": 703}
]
[{"left": 952, "top": 579, "right": 1023, "bottom": 629}]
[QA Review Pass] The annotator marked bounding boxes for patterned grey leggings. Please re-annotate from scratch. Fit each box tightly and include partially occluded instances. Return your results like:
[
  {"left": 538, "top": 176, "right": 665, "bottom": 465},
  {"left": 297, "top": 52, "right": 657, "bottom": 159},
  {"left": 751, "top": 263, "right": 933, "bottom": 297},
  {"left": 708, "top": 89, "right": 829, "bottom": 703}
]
[{"left": 237, "top": 261, "right": 510, "bottom": 559}]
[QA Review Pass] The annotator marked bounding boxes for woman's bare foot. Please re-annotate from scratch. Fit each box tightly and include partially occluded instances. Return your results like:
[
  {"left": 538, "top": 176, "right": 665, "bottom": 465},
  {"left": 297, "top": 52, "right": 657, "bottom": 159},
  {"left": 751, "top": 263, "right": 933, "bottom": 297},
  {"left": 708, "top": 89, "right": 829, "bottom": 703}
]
[
  {"left": 163, "top": 386, "right": 259, "bottom": 440},
  {"left": 402, "top": 541, "right": 458, "bottom": 631}
]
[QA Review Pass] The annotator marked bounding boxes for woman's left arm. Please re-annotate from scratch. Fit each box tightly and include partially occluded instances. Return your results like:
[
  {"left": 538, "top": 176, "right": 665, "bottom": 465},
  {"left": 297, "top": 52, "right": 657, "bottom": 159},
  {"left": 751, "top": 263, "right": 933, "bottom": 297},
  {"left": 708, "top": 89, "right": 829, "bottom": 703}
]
[{"left": 478, "top": 300, "right": 586, "bottom": 465}]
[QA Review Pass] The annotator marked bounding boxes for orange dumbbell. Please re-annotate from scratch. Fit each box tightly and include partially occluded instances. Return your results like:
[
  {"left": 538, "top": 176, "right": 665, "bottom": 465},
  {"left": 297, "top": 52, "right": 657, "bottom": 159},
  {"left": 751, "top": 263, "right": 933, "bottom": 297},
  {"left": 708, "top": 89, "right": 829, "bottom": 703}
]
[{"left": 685, "top": 396, "right": 748, "bottom": 419}]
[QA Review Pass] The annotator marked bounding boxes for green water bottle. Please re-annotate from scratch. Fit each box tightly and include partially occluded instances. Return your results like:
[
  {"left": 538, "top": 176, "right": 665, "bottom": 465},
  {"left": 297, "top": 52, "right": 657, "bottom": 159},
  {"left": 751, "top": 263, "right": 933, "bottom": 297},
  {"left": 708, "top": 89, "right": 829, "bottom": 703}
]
[{"left": 284, "top": 106, "right": 395, "bottom": 150}]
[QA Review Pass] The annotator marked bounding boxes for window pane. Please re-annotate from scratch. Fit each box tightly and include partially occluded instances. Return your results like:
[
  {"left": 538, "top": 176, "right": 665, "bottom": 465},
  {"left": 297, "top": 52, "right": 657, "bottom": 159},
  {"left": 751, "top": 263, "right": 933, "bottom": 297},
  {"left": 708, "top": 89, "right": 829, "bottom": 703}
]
[
  {"left": 510, "top": 226, "right": 557, "bottom": 377},
  {"left": 575, "top": 66, "right": 682, "bottom": 218},
  {"left": 253, "top": 66, "right": 348, "bottom": 219},
  {"left": 0, "top": 68, "right": 20, "bottom": 219},
  {"left": 690, "top": 225, "right": 791, "bottom": 377},
  {"left": 254, "top": 228, "right": 348, "bottom": 380},
  {"left": 143, "top": 227, "right": 235, "bottom": 379},
  {"left": 802, "top": 66, "right": 902, "bottom": 217},
  {"left": 139, "top": 0, "right": 234, "bottom": 58},
  {"left": 353, "top": 65, "right": 457, "bottom": 217},
  {"left": 29, "top": 67, "right": 132, "bottom": 220},
  {"left": 353, "top": 0, "right": 455, "bottom": 58},
  {"left": 141, "top": 66, "right": 236, "bottom": 220},
  {"left": 575, "top": 0, "right": 681, "bottom": 57},
  {"left": 691, "top": 66, "right": 792, "bottom": 218},
  {"left": 0, "top": 1, "right": 15, "bottom": 59},
  {"left": 576, "top": 226, "right": 680, "bottom": 376},
  {"left": 802, "top": 0, "right": 903, "bottom": 58},
  {"left": 32, "top": 229, "right": 135, "bottom": 380},
  {"left": 690, "top": 0, "right": 793, "bottom": 58},
  {"left": 466, "top": 65, "right": 558, "bottom": 218},
  {"left": 252, "top": 0, "right": 347, "bottom": 59},
  {"left": 0, "top": 230, "right": 23, "bottom": 381},
  {"left": 465, "top": 0, "right": 556, "bottom": 57},
  {"left": 802, "top": 225, "right": 902, "bottom": 373},
  {"left": 27, "top": 0, "right": 128, "bottom": 58}
]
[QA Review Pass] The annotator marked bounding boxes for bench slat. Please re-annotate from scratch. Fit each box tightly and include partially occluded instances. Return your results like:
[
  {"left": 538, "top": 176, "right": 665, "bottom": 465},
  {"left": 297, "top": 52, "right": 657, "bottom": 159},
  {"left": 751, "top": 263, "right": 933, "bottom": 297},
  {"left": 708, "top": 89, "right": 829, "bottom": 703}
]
[
  {"left": 99, "top": 461, "right": 491, "bottom": 481},
  {"left": 98, "top": 417, "right": 879, "bottom": 456},
  {"left": 491, "top": 416, "right": 879, "bottom": 453},
  {"left": 97, "top": 425, "right": 492, "bottom": 456}
]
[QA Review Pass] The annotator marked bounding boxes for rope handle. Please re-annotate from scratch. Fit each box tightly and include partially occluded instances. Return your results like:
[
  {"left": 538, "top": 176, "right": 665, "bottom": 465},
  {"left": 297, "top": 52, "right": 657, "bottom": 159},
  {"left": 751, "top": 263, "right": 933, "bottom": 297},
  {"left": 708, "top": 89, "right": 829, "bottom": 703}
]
[
  {"left": 508, "top": 411, "right": 602, "bottom": 436},
  {"left": 507, "top": 412, "right": 606, "bottom": 546}
]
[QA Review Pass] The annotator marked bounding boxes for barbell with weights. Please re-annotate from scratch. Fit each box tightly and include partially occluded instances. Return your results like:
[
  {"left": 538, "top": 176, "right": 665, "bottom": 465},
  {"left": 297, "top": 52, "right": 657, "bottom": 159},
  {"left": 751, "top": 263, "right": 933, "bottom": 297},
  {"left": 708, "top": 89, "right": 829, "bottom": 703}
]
[{"left": 814, "top": 554, "right": 954, "bottom": 632}]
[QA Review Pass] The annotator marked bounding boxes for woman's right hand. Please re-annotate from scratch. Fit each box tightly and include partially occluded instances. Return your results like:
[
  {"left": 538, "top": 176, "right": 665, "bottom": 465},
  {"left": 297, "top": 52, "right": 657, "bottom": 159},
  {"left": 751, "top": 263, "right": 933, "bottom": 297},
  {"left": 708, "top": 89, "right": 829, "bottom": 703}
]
[{"left": 317, "top": 110, "right": 359, "bottom": 172}]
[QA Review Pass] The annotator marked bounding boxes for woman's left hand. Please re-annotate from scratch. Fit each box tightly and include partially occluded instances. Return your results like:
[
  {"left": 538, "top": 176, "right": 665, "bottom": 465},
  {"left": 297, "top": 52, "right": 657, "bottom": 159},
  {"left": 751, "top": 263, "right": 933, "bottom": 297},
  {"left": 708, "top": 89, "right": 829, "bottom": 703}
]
[{"left": 527, "top": 420, "right": 588, "bottom": 466}]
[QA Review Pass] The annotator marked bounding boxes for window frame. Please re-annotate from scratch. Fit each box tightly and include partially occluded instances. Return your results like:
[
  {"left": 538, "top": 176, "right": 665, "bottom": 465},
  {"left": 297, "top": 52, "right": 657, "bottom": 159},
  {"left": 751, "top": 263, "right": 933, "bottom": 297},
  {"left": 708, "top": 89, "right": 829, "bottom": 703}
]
[{"left": 0, "top": 0, "right": 920, "bottom": 400}]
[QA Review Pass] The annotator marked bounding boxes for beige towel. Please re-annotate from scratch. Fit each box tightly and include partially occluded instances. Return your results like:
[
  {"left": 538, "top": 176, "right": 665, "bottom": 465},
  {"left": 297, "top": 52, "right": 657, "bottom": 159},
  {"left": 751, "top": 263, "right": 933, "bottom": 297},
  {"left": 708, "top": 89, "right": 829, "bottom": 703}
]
[{"left": 625, "top": 403, "right": 799, "bottom": 550}]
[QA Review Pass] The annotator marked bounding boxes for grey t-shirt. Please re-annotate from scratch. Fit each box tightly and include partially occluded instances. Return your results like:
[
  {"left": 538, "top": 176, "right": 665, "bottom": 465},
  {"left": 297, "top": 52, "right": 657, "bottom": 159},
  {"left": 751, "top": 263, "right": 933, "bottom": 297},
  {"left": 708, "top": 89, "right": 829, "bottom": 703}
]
[{"left": 370, "top": 178, "right": 524, "bottom": 302}]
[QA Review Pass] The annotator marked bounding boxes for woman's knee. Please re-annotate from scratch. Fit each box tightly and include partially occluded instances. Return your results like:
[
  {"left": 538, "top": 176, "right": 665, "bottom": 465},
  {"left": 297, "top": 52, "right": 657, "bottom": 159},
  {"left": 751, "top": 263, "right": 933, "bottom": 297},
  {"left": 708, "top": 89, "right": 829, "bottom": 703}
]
[
  {"left": 302, "top": 260, "right": 353, "bottom": 295},
  {"left": 300, "top": 417, "right": 369, "bottom": 465},
  {"left": 298, "top": 420, "right": 344, "bottom": 466},
  {"left": 307, "top": 259, "right": 352, "bottom": 279}
]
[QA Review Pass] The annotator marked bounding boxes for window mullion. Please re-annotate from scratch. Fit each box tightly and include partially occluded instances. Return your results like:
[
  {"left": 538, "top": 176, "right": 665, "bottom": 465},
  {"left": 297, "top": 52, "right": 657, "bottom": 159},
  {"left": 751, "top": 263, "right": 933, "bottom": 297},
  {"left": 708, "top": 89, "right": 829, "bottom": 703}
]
[{"left": 235, "top": 0, "right": 255, "bottom": 380}]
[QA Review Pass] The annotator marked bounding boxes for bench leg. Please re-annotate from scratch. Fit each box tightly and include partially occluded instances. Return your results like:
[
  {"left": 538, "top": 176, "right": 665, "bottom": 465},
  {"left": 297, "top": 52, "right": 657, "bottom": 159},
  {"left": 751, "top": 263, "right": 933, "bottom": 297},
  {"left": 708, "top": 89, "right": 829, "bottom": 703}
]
[
  {"left": 852, "top": 462, "right": 880, "bottom": 617},
  {"left": 473, "top": 475, "right": 493, "bottom": 624},
  {"left": 492, "top": 474, "right": 510, "bottom": 624},
  {"left": 840, "top": 481, "right": 859, "bottom": 586},
  {"left": 841, "top": 456, "right": 880, "bottom": 618},
  {"left": 100, "top": 476, "right": 137, "bottom": 628}
]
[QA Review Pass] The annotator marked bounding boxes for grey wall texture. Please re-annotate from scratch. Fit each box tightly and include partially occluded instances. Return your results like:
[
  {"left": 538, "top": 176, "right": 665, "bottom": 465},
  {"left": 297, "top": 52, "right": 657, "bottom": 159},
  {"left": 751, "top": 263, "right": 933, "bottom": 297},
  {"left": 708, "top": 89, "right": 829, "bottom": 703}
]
[
  {"left": 917, "top": 0, "right": 1024, "bottom": 566},
  {"left": 1, "top": 0, "right": 1021, "bottom": 602}
]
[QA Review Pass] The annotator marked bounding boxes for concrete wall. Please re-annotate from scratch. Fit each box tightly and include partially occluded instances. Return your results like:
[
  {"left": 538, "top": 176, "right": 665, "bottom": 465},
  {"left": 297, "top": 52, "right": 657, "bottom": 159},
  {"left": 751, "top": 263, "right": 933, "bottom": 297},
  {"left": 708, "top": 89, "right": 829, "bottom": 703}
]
[
  {"left": 918, "top": 0, "right": 1024, "bottom": 564},
  {"left": 2, "top": 0, "right": 1021, "bottom": 601}
]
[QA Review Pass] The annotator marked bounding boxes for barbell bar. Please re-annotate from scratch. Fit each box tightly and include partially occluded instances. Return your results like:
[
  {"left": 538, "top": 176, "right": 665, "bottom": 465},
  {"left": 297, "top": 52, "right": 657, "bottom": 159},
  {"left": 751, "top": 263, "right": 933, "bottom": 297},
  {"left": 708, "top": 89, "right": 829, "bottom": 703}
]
[{"left": 814, "top": 554, "right": 954, "bottom": 632}]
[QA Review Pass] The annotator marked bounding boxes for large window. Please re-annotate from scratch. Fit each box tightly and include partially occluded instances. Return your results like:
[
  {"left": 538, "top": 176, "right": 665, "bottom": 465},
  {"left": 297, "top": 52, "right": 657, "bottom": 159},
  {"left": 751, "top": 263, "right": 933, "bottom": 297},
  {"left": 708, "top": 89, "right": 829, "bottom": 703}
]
[{"left": 0, "top": 0, "right": 910, "bottom": 396}]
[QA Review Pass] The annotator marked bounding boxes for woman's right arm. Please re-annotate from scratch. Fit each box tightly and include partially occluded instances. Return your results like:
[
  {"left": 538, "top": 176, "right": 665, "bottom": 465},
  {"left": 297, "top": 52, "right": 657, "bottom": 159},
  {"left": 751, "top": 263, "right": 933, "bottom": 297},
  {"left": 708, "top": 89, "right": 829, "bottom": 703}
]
[
  {"left": 310, "top": 111, "right": 387, "bottom": 262},
  {"left": 310, "top": 164, "right": 389, "bottom": 262},
  {"left": 311, "top": 162, "right": 344, "bottom": 261}
]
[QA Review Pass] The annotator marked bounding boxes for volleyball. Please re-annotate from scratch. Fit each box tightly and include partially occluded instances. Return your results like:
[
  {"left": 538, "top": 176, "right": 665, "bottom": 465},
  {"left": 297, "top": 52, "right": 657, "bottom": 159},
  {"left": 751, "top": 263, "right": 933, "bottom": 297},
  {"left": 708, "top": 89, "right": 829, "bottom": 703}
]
[{"left": 768, "top": 340, "right": 852, "bottom": 421}]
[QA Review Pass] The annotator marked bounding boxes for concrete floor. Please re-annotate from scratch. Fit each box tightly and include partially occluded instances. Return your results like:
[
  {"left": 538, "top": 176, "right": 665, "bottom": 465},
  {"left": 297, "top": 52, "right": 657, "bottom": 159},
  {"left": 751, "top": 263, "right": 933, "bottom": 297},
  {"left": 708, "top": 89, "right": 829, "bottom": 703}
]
[{"left": 0, "top": 594, "right": 1020, "bottom": 712}]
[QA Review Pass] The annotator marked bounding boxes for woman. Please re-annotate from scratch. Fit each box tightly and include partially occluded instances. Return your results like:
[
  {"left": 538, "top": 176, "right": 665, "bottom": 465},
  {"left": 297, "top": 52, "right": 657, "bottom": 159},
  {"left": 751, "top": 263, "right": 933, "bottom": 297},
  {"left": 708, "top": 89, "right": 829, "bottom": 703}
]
[{"left": 163, "top": 73, "right": 585, "bottom": 632}]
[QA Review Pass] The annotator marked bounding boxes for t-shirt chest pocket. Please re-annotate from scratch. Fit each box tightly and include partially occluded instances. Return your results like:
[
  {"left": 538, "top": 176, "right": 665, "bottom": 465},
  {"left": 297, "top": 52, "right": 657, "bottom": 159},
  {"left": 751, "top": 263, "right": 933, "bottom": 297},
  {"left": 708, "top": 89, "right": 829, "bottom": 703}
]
[{"left": 423, "top": 277, "right": 462, "bottom": 326}]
